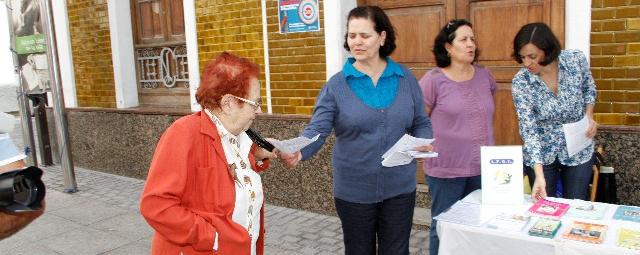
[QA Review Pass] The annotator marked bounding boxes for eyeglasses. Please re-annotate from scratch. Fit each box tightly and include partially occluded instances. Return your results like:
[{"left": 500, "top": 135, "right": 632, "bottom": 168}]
[{"left": 230, "top": 95, "right": 261, "bottom": 110}]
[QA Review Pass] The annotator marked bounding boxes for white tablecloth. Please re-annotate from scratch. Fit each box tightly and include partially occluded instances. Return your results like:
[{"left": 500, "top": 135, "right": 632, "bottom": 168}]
[{"left": 436, "top": 190, "right": 640, "bottom": 255}]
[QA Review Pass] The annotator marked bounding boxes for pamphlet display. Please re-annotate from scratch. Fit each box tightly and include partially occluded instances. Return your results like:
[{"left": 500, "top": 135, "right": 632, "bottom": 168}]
[
  {"left": 562, "top": 221, "right": 608, "bottom": 244},
  {"left": 528, "top": 199, "right": 570, "bottom": 219},
  {"left": 486, "top": 212, "right": 531, "bottom": 232},
  {"left": 437, "top": 189, "right": 640, "bottom": 253},
  {"left": 617, "top": 228, "right": 640, "bottom": 250},
  {"left": 567, "top": 200, "right": 609, "bottom": 220},
  {"left": 613, "top": 206, "right": 640, "bottom": 223},
  {"left": 528, "top": 218, "right": 562, "bottom": 238},
  {"left": 480, "top": 146, "right": 524, "bottom": 205}
]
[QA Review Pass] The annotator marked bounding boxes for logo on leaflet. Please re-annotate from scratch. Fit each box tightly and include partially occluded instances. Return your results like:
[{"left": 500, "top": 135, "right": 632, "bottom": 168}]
[{"left": 489, "top": 159, "right": 514, "bottom": 164}]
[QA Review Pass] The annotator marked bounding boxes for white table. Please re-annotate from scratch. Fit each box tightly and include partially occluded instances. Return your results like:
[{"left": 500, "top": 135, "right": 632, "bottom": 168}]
[{"left": 436, "top": 190, "right": 640, "bottom": 255}]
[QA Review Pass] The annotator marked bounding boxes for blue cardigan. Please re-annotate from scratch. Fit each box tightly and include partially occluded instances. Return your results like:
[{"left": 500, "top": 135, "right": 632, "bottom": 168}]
[{"left": 301, "top": 65, "right": 433, "bottom": 203}]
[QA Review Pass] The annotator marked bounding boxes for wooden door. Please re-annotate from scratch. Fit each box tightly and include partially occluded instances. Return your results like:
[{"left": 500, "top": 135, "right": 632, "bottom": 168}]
[{"left": 360, "top": 0, "right": 564, "bottom": 182}]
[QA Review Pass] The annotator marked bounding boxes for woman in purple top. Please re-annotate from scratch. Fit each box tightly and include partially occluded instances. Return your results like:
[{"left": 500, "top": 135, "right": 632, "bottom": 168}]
[{"left": 418, "top": 19, "right": 496, "bottom": 255}]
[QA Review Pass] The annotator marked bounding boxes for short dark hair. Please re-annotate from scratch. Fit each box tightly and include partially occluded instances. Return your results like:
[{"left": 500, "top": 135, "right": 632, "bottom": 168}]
[
  {"left": 343, "top": 6, "right": 396, "bottom": 58},
  {"left": 512, "top": 22, "right": 561, "bottom": 66},
  {"left": 432, "top": 19, "right": 479, "bottom": 68}
]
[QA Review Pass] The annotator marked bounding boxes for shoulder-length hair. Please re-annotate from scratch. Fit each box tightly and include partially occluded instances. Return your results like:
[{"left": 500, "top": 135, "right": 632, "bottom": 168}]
[
  {"left": 343, "top": 5, "right": 396, "bottom": 58},
  {"left": 432, "top": 19, "right": 479, "bottom": 68},
  {"left": 512, "top": 22, "right": 561, "bottom": 66},
  {"left": 196, "top": 52, "right": 259, "bottom": 110}
]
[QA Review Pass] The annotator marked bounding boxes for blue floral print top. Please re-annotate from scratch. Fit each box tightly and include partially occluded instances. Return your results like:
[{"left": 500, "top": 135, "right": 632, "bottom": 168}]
[{"left": 512, "top": 49, "right": 596, "bottom": 167}]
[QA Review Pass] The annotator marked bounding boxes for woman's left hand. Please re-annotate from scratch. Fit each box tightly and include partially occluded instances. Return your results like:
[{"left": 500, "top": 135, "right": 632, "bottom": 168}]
[
  {"left": 254, "top": 147, "right": 278, "bottom": 161},
  {"left": 586, "top": 117, "right": 598, "bottom": 139},
  {"left": 413, "top": 144, "right": 434, "bottom": 152}
]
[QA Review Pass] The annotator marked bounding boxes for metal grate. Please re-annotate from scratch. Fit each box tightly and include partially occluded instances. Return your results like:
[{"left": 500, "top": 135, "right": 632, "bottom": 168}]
[{"left": 136, "top": 45, "right": 189, "bottom": 89}]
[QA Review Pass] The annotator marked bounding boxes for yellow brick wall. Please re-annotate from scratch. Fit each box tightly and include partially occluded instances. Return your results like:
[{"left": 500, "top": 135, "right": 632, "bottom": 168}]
[
  {"left": 67, "top": 0, "right": 116, "bottom": 108},
  {"left": 591, "top": 0, "right": 640, "bottom": 125},
  {"left": 195, "top": 0, "right": 265, "bottom": 78},
  {"left": 265, "top": 0, "right": 326, "bottom": 115},
  {"left": 195, "top": 0, "right": 326, "bottom": 115}
]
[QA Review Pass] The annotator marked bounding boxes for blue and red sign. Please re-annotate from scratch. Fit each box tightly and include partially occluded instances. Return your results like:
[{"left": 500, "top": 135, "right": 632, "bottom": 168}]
[{"left": 278, "top": 0, "right": 320, "bottom": 34}]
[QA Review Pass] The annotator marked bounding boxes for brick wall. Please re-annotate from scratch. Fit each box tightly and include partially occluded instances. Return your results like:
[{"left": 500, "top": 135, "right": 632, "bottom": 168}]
[
  {"left": 195, "top": 0, "right": 266, "bottom": 112},
  {"left": 67, "top": 0, "right": 116, "bottom": 108},
  {"left": 265, "top": 0, "right": 326, "bottom": 115},
  {"left": 591, "top": 0, "right": 640, "bottom": 125},
  {"left": 195, "top": 0, "right": 326, "bottom": 115}
]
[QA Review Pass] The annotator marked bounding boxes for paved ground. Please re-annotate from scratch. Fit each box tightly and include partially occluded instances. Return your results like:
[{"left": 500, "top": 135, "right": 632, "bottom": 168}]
[{"left": 2, "top": 115, "right": 430, "bottom": 254}]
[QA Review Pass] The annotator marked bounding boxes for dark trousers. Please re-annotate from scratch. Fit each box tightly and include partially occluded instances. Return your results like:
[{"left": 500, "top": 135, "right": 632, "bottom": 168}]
[
  {"left": 525, "top": 158, "right": 593, "bottom": 200},
  {"left": 426, "top": 175, "right": 481, "bottom": 255},
  {"left": 334, "top": 190, "right": 416, "bottom": 255}
]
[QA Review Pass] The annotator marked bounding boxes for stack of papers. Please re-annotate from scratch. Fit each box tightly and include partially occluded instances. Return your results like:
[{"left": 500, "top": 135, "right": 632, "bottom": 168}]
[
  {"left": 381, "top": 134, "right": 436, "bottom": 167},
  {"left": 433, "top": 201, "right": 484, "bottom": 227}
]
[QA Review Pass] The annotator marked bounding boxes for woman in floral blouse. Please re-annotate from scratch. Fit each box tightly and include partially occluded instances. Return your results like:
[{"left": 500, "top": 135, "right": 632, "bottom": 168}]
[{"left": 511, "top": 23, "right": 597, "bottom": 202}]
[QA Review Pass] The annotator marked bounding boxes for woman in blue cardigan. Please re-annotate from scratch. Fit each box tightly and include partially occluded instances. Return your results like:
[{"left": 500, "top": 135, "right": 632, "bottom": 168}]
[{"left": 280, "top": 6, "right": 433, "bottom": 255}]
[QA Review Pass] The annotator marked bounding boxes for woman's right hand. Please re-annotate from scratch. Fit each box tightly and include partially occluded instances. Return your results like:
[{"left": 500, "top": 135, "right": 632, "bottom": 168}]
[
  {"left": 531, "top": 176, "right": 547, "bottom": 202},
  {"left": 279, "top": 151, "right": 302, "bottom": 169}
]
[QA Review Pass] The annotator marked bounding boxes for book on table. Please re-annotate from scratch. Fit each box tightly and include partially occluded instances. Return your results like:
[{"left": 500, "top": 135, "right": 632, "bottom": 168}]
[
  {"left": 528, "top": 218, "right": 562, "bottom": 238},
  {"left": 486, "top": 212, "right": 531, "bottom": 232},
  {"left": 528, "top": 199, "right": 570, "bottom": 219},
  {"left": 562, "top": 221, "right": 608, "bottom": 244},
  {"left": 613, "top": 205, "right": 640, "bottom": 223},
  {"left": 617, "top": 228, "right": 640, "bottom": 250},
  {"left": 566, "top": 200, "right": 609, "bottom": 220}
]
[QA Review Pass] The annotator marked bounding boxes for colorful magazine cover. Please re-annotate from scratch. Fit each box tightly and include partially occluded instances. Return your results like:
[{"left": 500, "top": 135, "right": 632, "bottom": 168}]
[
  {"left": 528, "top": 218, "right": 562, "bottom": 238},
  {"left": 486, "top": 212, "right": 531, "bottom": 232},
  {"left": 566, "top": 200, "right": 609, "bottom": 220},
  {"left": 613, "top": 205, "right": 640, "bottom": 223},
  {"left": 617, "top": 228, "right": 640, "bottom": 250},
  {"left": 562, "top": 221, "right": 608, "bottom": 244},
  {"left": 528, "top": 199, "right": 570, "bottom": 219}
]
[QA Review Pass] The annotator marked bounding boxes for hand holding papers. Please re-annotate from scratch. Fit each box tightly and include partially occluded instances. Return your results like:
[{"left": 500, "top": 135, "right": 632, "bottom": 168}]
[
  {"left": 563, "top": 115, "right": 593, "bottom": 157},
  {"left": 381, "top": 134, "right": 436, "bottom": 167},
  {"left": 266, "top": 134, "right": 320, "bottom": 154}
]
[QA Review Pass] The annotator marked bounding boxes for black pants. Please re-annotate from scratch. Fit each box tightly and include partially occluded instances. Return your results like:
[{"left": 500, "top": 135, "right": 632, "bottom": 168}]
[{"left": 334, "top": 190, "right": 416, "bottom": 255}]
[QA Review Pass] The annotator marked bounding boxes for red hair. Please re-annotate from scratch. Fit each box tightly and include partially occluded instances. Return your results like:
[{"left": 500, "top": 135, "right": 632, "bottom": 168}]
[{"left": 196, "top": 52, "right": 260, "bottom": 110}]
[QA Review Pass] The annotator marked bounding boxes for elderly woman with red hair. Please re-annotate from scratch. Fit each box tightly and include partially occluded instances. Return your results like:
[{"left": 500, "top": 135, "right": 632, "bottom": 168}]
[{"left": 140, "top": 52, "right": 276, "bottom": 255}]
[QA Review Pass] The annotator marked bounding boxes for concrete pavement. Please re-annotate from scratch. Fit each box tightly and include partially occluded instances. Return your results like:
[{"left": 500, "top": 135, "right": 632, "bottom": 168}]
[{"left": 0, "top": 165, "right": 430, "bottom": 254}]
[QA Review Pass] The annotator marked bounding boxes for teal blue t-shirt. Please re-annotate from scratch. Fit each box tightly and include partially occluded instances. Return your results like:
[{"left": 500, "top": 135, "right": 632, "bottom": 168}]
[{"left": 343, "top": 57, "right": 404, "bottom": 109}]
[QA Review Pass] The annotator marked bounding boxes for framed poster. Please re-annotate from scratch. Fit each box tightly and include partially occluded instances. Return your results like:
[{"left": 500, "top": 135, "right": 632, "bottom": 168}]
[
  {"left": 481, "top": 146, "right": 524, "bottom": 205},
  {"left": 278, "top": 0, "right": 320, "bottom": 34}
]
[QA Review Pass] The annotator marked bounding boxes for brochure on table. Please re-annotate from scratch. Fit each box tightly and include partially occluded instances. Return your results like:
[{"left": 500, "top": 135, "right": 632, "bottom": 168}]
[
  {"left": 439, "top": 189, "right": 640, "bottom": 252},
  {"left": 480, "top": 146, "right": 524, "bottom": 205}
]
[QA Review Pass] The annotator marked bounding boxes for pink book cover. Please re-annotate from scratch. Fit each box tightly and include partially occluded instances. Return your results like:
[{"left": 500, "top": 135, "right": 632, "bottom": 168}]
[{"left": 528, "top": 199, "right": 570, "bottom": 218}]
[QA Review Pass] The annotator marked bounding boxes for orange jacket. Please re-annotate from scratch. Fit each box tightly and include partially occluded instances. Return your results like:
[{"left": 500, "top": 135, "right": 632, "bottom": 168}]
[{"left": 140, "top": 112, "right": 269, "bottom": 255}]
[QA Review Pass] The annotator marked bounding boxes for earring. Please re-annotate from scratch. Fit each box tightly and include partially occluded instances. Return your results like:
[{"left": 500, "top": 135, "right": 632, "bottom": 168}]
[
  {"left": 447, "top": 52, "right": 451, "bottom": 57},
  {"left": 380, "top": 43, "right": 384, "bottom": 46}
]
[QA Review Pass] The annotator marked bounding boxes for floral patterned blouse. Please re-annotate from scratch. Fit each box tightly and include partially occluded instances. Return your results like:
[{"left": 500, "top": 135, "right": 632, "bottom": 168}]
[{"left": 511, "top": 49, "right": 596, "bottom": 167}]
